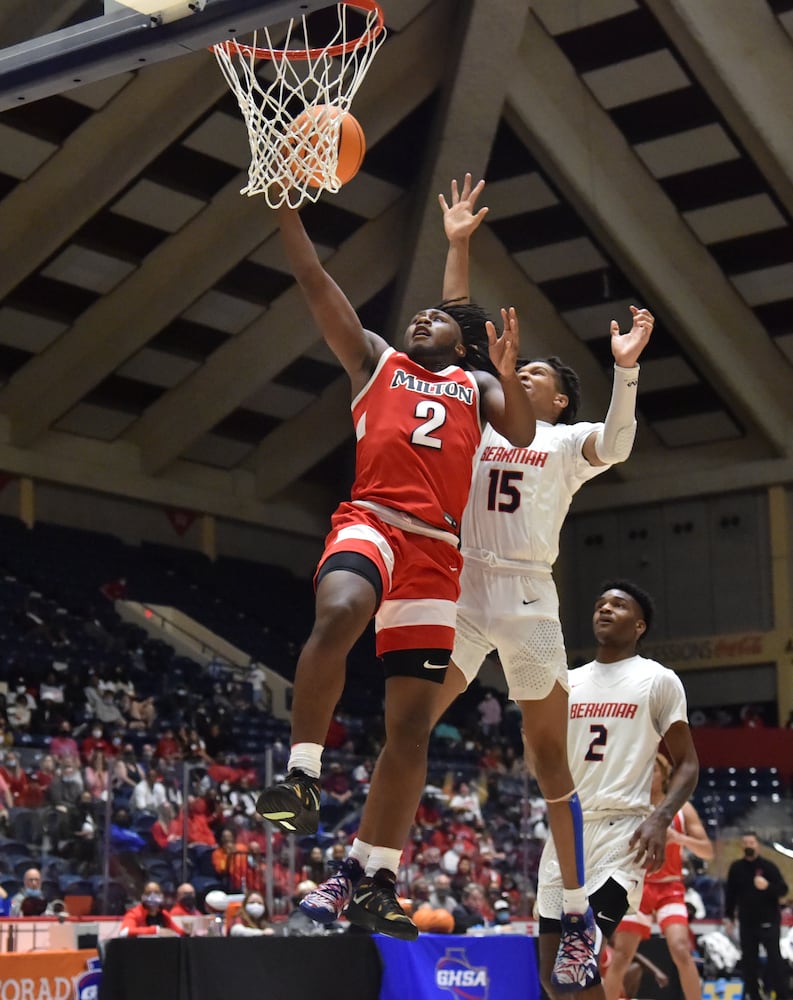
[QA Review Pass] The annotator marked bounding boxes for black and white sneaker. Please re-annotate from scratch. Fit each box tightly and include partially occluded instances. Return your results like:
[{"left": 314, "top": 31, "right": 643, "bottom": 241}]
[
  {"left": 255, "top": 768, "right": 321, "bottom": 835},
  {"left": 345, "top": 868, "right": 418, "bottom": 941}
]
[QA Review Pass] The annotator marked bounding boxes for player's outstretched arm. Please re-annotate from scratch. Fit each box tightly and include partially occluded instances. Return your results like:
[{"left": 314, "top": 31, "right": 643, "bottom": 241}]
[
  {"left": 478, "top": 307, "right": 535, "bottom": 447},
  {"left": 276, "top": 205, "right": 385, "bottom": 388},
  {"left": 582, "top": 305, "right": 654, "bottom": 468},
  {"left": 439, "top": 173, "right": 489, "bottom": 304}
]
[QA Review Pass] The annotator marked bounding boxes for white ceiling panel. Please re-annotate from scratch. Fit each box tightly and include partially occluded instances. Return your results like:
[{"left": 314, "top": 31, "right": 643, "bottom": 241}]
[
  {"left": 684, "top": 194, "right": 786, "bottom": 246},
  {"left": 112, "top": 178, "right": 205, "bottom": 233},
  {"left": 562, "top": 299, "right": 637, "bottom": 342},
  {"left": 42, "top": 246, "right": 136, "bottom": 294},
  {"left": 485, "top": 173, "right": 559, "bottom": 220},
  {"left": 182, "top": 111, "right": 251, "bottom": 170},
  {"left": 635, "top": 124, "right": 738, "bottom": 180},
  {"left": 0, "top": 124, "right": 56, "bottom": 179},
  {"left": 516, "top": 237, "right": 606, "bottom": 284},
  {"left": 116, "top": 348, "right": 200, "bottom": 388},
  {"left": 182, "top": 433, "right": 254, "bottom": 469},
  {"left": 532, "top": 0, "right": 638, "bottom": 36},
  {"left": 637, "top": 355, "right": 699, "bottom": 394},
  {"left": 182, "top": 290, "right": 265, "bottom": 333},
  {"left": 55, "top": 403, "right": 137, "bottom": 440},
  {"left": 653, "top": 410, "right": 741, "bottom": 448},
  {"left": 584, "top": 50, "right": 690, "bottom": 110},
  {"left": 731, "top": 263, "right": 793, "bottom": 307},
  {"left": 243, "top": 381, "right": 315, "bottom": 420},
  {"left": 0, "top": 307, "right": 67, "bottom": 353}
]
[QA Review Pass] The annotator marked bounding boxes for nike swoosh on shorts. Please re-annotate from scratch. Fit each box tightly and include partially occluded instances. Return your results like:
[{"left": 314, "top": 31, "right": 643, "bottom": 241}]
[{"left": 423, "top": 660, "right": 447, "bottom": 670}]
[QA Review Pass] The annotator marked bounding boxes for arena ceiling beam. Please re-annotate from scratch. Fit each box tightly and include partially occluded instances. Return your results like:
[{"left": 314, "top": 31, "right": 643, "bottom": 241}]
[
  {"left": 645, "top": 0, "right": 793, "bottom": 219},
  {"left": 506, "top": 12, "right": 793, "bottom": 460}
]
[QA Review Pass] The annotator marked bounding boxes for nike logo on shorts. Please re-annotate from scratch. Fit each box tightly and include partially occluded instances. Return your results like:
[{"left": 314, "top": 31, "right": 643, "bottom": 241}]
[
  {"left": 423, "top": 660, "right": 447, "bottom": 670},
  {"left": 522, "top": 598, "right": 538, "bottom": 605}
]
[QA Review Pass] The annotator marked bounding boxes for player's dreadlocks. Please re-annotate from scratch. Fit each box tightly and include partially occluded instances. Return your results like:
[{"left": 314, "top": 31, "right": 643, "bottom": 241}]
[{"left": 435, "top": 298, "right": 499, "bottom": 378}]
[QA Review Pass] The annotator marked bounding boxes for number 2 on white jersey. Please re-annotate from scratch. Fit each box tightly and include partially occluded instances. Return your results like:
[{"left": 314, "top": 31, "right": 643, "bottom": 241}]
[
  {"left": 585, "top": 723, "right": 608, "bottom": 761},
  {"left": 410, "top": 400, "right": 446, "bottom": 450}
]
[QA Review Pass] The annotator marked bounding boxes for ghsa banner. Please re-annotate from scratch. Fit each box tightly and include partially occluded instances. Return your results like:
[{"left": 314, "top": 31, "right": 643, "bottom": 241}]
[{"left": 376, "top": 933, "right": 539, "bottom": 1000}]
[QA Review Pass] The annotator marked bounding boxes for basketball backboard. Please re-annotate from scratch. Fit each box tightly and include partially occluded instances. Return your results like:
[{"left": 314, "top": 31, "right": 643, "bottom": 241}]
[{"left": 0, "top": 0, "right": 335, "bottom": 111}]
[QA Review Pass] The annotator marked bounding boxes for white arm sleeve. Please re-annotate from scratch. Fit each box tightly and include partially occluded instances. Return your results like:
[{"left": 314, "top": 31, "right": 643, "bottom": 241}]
[{"left": 594, "top": 364, "right": 640, "bottom": 464}]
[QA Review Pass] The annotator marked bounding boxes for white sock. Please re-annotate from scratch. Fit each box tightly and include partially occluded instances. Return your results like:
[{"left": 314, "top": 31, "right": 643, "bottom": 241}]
[
  {"left": 366, "top": 847, "right": 402, "bottom": 879},
  {"left": 562, "top": 886, "right": 588, "bottom": 915},
  {"left": 348, "top": 839, "right": 373, "bottom": 868},
  {"left": 287, "top": 742, "right": 323, "bottom": 778}
]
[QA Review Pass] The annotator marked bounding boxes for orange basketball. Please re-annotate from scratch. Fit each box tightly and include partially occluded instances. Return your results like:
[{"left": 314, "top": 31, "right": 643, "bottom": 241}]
[{"left": 287, "top": 105, "right": 366, "bottom": 188}]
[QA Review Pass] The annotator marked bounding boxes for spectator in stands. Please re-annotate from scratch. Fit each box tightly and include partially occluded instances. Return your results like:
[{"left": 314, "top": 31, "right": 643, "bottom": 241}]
[
  {"left": 45, "top": 759, "right": 84, "bottom": 845},
  {"left": 212, "top": 828, "right": 248, "bottom": 890},
  {"left": 321, "top": 762, "right": 353, "bottom": 818},
  {"left": 10, "top": 868, "right": 49, "bottom": 917},
  {"left": 13, "top": 678, "right": 36, "bottom": 712},
  {"left": 452, "top": 882, "right": 490, "bottom": 934},
  {"left": 127, "top": 694, "right": 157, "bottom": 730},
  {"left": 229, "top": 776, "right": 257, "bottom": 820},
  {"left": 229, "top": 890, "right": 275, "bottom": 937},
  {"left": 477, "top": 691, "right": 502, "bottom": 739},
  {"left": 248, "top": 662, "right": 268, "bottom": 708},
  {"left": 170, "top": 883, "right": 202, "bottom": 918},
  {"left": 303, "top": 845, "right": 327, "bottom": 884},
  {"left": 38, "top": 671, "right": 65, "bottom": 707},
  {"left": 428, "top": 873, "right": 457, "bottom": 912},
  {"left": 93, "top": 689, "right": 124, "bottom": 728},
  {"left": 32, "top": 753, "right": 57, "bottom": 797},
  {"left": 155, "top": 727, "right": 183, "bottom": 764},
  {"left": 68, "top": 791, "right": 98, "bottom": 869},
  {"left": 118, "top": 881, "right": 184, "bottom": 937},
  {"left": 0, "top": 768, "right": 12, "bottom": 831},
  {"left": 132, "top": 770, "right": 167, "bottom": 814},
  {"left": 112, "top": 745, "right": 145, "bottom": 804},
  {"left": 0, "top": 718, "right": 13, "bottom": 750},
  {"left": 77, "top": 721, "right": 110, "bottom": 764},
  {"left": 7, "top": 692, "right": 32, "bottom": 733},
  {"left": 0, "top": 752, "right": 30, "bottom": 807},
  {"left": 84, "top": 749, "right": 111, "bottom": 801},
  {"left": 449, "top": 780, "right": 483, "bottom": 824},
  {"left": 151, "top": 802, "right": 181, "bottom": 850}
]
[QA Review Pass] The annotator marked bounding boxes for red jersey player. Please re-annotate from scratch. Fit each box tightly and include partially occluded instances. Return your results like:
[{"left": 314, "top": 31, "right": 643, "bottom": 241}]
[
  {"left": 605, "top": 754, "right": 714, "bottom": 1000},
  {"left": 256, "top": 202, "right": 535, "bottom": 940}
]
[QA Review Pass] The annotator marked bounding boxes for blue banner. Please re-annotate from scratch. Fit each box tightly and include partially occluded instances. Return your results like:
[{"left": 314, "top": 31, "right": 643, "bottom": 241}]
[{"left": 375, "top": 933, "right": 540, "bottom": 1000}]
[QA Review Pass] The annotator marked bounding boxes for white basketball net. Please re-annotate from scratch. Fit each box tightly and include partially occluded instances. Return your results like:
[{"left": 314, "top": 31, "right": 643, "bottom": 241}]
[{"left": 212, "top": 3, "right": 386, "bottom": 208}]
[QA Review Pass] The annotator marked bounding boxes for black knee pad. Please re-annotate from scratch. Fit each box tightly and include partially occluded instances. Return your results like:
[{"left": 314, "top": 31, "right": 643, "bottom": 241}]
[
  {"left": 382, "top": 648, "right": 451, "bottom": 684},
  {"left": 316, "top": 551, "right": 383, "bottom": 607}
]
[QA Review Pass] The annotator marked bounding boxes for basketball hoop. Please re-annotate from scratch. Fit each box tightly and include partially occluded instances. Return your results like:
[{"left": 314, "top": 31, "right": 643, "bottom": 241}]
[{"left": 212, "top": 2, "right": 386, "bottom": 208}]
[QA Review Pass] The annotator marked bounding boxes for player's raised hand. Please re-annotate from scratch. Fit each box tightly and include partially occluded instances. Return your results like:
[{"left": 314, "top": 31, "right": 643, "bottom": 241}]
[
  {"left": 610, "top": 305, "right": 654, "bottom": 368},
  {"left": 486, "top": 307, "right": 520, "bottom": 379},
  {"left": 439, "top": 173, "right": 489, "bottom": 243}
]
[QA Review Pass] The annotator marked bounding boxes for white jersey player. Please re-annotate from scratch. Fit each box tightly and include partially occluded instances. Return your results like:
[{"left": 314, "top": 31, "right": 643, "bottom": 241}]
[
  {"left": 432, "top": 174, "right": 655, "bottom": 993},
  {"left": 536, "top": 580, "right": 699, "bottom": 1000}
]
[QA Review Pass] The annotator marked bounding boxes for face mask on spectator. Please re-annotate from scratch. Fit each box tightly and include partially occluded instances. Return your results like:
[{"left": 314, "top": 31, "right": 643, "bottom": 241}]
[
  {"left": 62, "top": 771, "right": 78, "bottom": 783},
  {"left": 92, "top": 729, "right": 102, "bottom": 739},
  {"left": 744, "top": 847, "right": 757, "bottom": 859},
  {"left": 142, "top": 894, "right": 163, "bottom": 908},
  {"left": 245, "top": 903, "right": 265, "bottom": 919},
  {"left": 179, "top": 895, "right": 196, "bottom": 910},
  {"left": 25, "top": 888, "right": 42, "bottom": 898}
]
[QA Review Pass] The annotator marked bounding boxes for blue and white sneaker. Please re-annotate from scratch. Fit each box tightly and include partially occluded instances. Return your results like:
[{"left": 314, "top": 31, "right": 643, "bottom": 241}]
[
  {"left": 551, "top": 906, "right": 602, "bottom": 992},
  {"left": 299, "top": 857, "right": 363, "bottom": 923}
]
